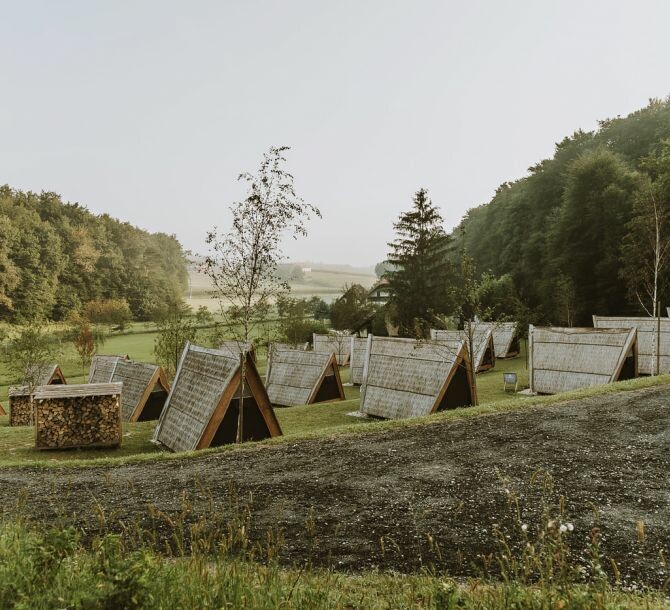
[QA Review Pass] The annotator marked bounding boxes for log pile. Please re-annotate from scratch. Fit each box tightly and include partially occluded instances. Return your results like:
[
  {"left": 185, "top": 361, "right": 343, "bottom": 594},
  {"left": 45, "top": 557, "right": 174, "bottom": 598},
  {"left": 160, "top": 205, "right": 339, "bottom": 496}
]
[
  {"left": 8, "top": 388, "right": 33, "bottom": 427},
  {"left": 33, "top": 383, "right": 122, "bottom": 450}
]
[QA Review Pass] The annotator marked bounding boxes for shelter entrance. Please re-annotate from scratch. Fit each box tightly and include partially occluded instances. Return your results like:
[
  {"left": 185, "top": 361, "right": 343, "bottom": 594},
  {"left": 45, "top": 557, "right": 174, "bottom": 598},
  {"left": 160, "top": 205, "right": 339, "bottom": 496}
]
[
  {"left": 210, "top": 396, "right": 272, "bottom": 446},
  {"left": 436, "top": 365, "right": 473, "bottom": 410},
  {"left": 313, "top": 370, "right": 341, "bottom": 403},
  {"left": 136, "top": 385, "right": 169, "bottom": 421}
]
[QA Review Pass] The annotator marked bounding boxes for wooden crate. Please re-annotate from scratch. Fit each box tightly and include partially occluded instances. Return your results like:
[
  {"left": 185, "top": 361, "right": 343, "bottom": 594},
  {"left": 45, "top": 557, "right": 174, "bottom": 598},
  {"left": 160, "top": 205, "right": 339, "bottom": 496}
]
[{"left": 33, "top": 383, "right": 123, "bottom": 450}]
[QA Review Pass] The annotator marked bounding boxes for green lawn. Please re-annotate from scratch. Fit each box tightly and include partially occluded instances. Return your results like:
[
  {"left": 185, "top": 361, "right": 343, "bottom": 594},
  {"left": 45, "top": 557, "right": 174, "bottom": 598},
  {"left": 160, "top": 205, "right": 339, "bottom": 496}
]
[{"left": 0, "top": 333, "right": 536, "bottom": 467}]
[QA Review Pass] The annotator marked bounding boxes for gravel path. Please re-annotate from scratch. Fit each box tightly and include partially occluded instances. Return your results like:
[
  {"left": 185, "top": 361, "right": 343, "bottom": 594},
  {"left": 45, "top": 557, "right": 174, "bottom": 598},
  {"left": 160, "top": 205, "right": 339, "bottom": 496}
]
[{"left": 1, "top": 385, "right": 668, "bottom": 587}]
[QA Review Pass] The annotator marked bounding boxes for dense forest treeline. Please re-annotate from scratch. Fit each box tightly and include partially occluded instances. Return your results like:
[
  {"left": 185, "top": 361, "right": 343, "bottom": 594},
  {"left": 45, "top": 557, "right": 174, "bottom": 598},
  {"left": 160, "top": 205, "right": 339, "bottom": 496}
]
[
  {"left": 452, "top": 97, "right": 670, "bottom": 326},
  {"left": 0, "top": 186, "right": 188, "bottom": 321}
]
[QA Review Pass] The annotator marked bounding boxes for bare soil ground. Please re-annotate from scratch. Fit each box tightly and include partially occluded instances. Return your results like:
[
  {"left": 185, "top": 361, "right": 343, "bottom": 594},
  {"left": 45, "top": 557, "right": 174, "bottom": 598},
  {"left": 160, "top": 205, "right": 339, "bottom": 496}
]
[{"left": 0, "top": 385, "right": 668, "bottom": 588}]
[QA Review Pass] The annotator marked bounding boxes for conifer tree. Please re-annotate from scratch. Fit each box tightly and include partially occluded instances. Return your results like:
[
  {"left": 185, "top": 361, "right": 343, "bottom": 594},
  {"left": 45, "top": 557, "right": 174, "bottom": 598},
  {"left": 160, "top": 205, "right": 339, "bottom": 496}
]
[{"left": 386, "top": 189, "right": 452, "bottom": 336}]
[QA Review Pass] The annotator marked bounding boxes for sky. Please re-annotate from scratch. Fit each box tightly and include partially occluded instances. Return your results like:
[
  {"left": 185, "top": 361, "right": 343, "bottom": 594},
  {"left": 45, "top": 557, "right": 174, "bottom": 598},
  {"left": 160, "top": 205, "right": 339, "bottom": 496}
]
[{"left": 1, "top": 1, "right": 670, "bottom": 268}]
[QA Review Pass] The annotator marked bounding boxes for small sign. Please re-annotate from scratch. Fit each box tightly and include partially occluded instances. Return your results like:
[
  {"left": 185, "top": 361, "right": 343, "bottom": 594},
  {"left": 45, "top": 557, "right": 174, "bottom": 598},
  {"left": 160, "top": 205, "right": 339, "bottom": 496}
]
[{"left": 503, "top": 372, "right": 518, "bottom": 392}]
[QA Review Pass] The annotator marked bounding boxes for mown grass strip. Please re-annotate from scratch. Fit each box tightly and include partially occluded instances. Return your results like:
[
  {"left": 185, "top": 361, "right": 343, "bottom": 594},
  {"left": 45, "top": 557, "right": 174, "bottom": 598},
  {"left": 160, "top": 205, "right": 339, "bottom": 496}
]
[{"left": 2, "top": 373, "right": 668, "bottom": 470}]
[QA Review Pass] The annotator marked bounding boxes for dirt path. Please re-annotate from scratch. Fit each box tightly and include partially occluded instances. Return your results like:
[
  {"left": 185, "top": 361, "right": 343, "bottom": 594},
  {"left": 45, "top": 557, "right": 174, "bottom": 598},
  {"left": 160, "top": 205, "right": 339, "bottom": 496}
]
[{"left": 1, "top": 386, "right": 668, "bottom": 587}]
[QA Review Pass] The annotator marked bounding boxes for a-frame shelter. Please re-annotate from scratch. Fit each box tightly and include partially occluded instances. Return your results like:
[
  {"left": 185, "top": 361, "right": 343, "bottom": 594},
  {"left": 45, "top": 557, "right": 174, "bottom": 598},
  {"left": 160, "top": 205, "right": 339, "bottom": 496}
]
[
  {"left": 154, "top": 343, "right": 282, "bottom": 452},
  {"left": 265, "top": 347, "right": 345, "bottom": 407},
  {"left": 359, "top": 336, "right": 477, "bottom": 419},
  {"left": 110, "top": 359, "right": 171, "bottom": 422}
]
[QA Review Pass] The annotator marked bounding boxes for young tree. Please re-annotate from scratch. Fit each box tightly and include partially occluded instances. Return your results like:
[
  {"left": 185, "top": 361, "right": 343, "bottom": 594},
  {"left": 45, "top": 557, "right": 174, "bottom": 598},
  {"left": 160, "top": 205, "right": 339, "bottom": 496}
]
[
  {"left": 386, "top": 189, "right": 452, "bottom": 336},
  {"left": 72, "top": 323, "right": 96, "bottom": 372},
  {"left": 2, "top": 322, "right": 57, "bottom": 389},
  {"left": 203, "top": 146, "right": 320, "bottom": 442},
  {"left": 154, "top": 306, "right": 199, "bottom": 380},
  {"left": 621, "top": 143, "right": 670, "bottom": 317}
]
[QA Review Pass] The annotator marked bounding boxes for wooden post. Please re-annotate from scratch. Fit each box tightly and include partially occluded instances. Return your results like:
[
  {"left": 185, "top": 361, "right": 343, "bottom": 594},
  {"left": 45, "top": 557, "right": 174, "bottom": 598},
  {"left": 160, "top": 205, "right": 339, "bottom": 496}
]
[{"left": 656, "top": 300, "right": 661, "bottom": 377}]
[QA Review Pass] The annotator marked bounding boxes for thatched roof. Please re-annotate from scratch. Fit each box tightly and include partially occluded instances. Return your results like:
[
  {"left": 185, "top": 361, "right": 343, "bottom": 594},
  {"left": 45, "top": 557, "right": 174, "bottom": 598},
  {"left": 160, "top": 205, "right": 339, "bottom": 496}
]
[
  {"left": 110, "top": 360, "right": 170, "bottom": 422},
  {"left": 430, "top": 328, "right": 496, "bottom": 372},
  {"left": 23, "top": 363, "right": 66, "bottom": 387},
  {"left": 350, "top": 337, "right": 369, "bottom": 385},
  {"left": 360, "top": 336, "right": 476, "bottom": 420},
  {"left": 265, "top": 348, "right": 345, "bottom": 407},
  {"left": 154, "top": 343, "right": 281, "bottom": 452},
  {"left": 89, "top": 355, "right": 129, "bottom": 384},
  {"left": 313, "top": 333, "right": 352, "bottom": 366},
  {"left": 476, "top": 322, "right": 520, "bottom": 359},
  {"left": 218, "top": 340, "right": 257, "bottom": 362},
  {"left": 272, "top": 342, "right": 309, "bottom": 352},
  {"left": 529, "top": 326, "right": 638, "bottom": 394},
  {"left": 593, "top": 316, "right": 670, "bottom": 375}
]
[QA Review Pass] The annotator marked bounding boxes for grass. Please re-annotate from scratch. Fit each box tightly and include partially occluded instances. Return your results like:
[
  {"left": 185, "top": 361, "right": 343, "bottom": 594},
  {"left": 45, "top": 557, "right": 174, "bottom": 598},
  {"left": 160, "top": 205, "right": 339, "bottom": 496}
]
[
  {"left": 0, "top": 490, "right": 667, "bottom": 609},
  {"left": 1, "top": 331, "right": 669, "bottom": 469}
]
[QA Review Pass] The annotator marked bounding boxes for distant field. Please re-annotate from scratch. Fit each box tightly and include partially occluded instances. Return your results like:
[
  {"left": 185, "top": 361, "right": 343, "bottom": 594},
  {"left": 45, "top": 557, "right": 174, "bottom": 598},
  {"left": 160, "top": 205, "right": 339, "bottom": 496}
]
[{"left": 187, "top": 266, "right": 377, "bottom": 310}]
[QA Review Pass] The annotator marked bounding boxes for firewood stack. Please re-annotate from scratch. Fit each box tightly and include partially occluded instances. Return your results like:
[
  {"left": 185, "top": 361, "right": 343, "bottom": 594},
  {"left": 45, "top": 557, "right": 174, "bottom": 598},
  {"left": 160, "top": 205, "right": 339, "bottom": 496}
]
[
  {"left": 33, "top": 383, "right": 123, "bottom": 450},
  {"left": 8, "top": 387, "right": 33, "bottom": 426}
]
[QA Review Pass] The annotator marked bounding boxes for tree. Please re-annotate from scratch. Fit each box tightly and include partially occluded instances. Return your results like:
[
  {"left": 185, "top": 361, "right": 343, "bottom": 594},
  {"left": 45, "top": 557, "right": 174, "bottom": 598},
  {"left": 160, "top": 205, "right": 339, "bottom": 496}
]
[
  {"left": 68, "top": 312, "right": 106, "bottom": 372},
  {"left": 2, "top": 322, "right": 57, "bottom": 389},
  {"left": 84, "top": 298, "right": 133, "bottom": 330},
  {"left": 154, "top": 307, "right": 199, "bottom": 379},
  {"left": 203, "top": 146, "right": 320, "bottom": 442},
  {"left": 329, "top": 284, "right": 372, "bottom": 331},
  {"left": 307, "top": 296, "right": 330, "bottom": 321},
  {"left": 386, "top": 189, "right": 453, "bottom": 336},
  {"left": 276, "top": 296, "right": 328, "bottom": 344},
  {"left": 550, "top": 149, "right": 638, "bottom": 324},
  {"left": 621, "top": 141, "right": 670, "bottom": 316}
]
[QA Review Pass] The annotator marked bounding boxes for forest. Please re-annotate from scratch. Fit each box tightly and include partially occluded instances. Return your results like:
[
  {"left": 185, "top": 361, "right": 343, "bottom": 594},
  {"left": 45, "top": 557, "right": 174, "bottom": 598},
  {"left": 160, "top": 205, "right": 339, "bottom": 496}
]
[
  {"left": 450, "top": 98, "right": 670, "bottom": 326},
  {"left": 0, "top": 186, "right": 188, "bottom": 322}
]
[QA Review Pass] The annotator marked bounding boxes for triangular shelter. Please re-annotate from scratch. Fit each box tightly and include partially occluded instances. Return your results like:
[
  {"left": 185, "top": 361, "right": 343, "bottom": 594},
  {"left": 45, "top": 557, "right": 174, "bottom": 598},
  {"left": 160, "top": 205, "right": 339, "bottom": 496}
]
[
  {"left": 111, "top": 360, "right": 170, "bottom": 422},
  {"left": 477, "top": 322, "right": 520, "bottom": 359},
  {"left": 24, "top": 363, "right": 66, "bottom": 387},
  {"left": 154, "top": 343, "right": 281, "bottom": 452},
  {"left": 313, "top": 333, "right": 352, "bottom": 366},
  {"left": 350, "top": 336, "right": 369, "bottom": 386},
  {"left": 218, "top": 340, "right": 257, "bottom": 362},
  {"left": 529, "top": 325, "right": 638, "bottom": 394},
  {"left": 0, "top": 402, "right": 6, "bottom": 416},
  {"left": 359, "top": 336, "right": 477, "bottom": 419},
  {"left": 89, "top": 355, "right": 130, "bottom": 383},
  {"left": 265, "top": 348, "right": 345, "bottom": 407},
  {"left": 430, "top": 328, "right": 496, "bottom": 373},
  {"left": 593, "top": 315, "right": 670, "bottom": 375}
]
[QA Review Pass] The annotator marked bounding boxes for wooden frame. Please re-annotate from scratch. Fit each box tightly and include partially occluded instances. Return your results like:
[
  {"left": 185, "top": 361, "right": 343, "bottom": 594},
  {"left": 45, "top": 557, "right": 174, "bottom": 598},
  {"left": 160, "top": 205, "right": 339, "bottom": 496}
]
[
  {"left": 154, "top": 344, "right": 282, "bottom": 452},
  {"left": 306, "top": 352, "right": 346, "bottom": 404},
  {"left": 430, "top": 342, "right": 478, "bottom": 412},
  {"left": 197, "top": 353, "right": 282, "bottom": 449}
]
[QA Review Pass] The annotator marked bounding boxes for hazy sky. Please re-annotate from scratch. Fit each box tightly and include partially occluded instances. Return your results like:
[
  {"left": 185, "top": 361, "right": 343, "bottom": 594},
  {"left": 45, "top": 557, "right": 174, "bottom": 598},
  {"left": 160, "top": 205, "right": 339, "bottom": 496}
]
[{"left": 2, "top": 1, "right": 669, "bottom": 267}]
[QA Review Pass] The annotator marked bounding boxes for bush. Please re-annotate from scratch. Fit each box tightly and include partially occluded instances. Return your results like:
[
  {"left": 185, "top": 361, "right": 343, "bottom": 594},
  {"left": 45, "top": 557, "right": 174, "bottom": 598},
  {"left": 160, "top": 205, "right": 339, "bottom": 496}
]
[{"left": 84, "top": 299, "right": 133, "bottom": 330}]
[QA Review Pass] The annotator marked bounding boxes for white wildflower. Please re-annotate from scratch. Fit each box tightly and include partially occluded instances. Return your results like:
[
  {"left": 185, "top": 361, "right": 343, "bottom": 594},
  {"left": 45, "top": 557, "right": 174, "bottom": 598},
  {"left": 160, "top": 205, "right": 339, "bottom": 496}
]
[{"left": 521, "top": 524, "right": 528, "bottom": 532}]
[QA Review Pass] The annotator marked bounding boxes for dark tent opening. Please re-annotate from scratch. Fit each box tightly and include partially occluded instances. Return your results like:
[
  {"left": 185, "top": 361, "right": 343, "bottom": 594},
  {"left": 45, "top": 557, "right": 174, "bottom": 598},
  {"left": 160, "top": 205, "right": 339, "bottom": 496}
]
[
  {"left": 313, "top": 370, "right": 341, "bottom": 403},
  {"left": 136, "top": 386, "right": 169, "bottom": 421},
  {"left": 210, "top": 395, "right": 272, "bottom": 446},
  {"left": 437, "top": 365, "right": 473, "bottom": 410}
]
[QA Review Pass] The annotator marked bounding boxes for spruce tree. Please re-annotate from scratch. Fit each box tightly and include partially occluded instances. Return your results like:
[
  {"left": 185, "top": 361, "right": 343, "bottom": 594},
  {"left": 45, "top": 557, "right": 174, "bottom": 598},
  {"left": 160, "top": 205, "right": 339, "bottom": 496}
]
[{"left": 386, "top": 189, "right": 452, "bottom": 336}]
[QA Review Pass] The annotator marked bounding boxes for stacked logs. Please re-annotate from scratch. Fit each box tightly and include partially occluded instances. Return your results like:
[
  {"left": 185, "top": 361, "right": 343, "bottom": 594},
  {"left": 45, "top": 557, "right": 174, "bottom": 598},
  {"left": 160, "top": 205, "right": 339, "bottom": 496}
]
[
  {"left": 33, "top": 383, "right": 122, "bottom": 450},
  {"left": 8, "top": 388, "right": 33, "bottom": 427}
]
